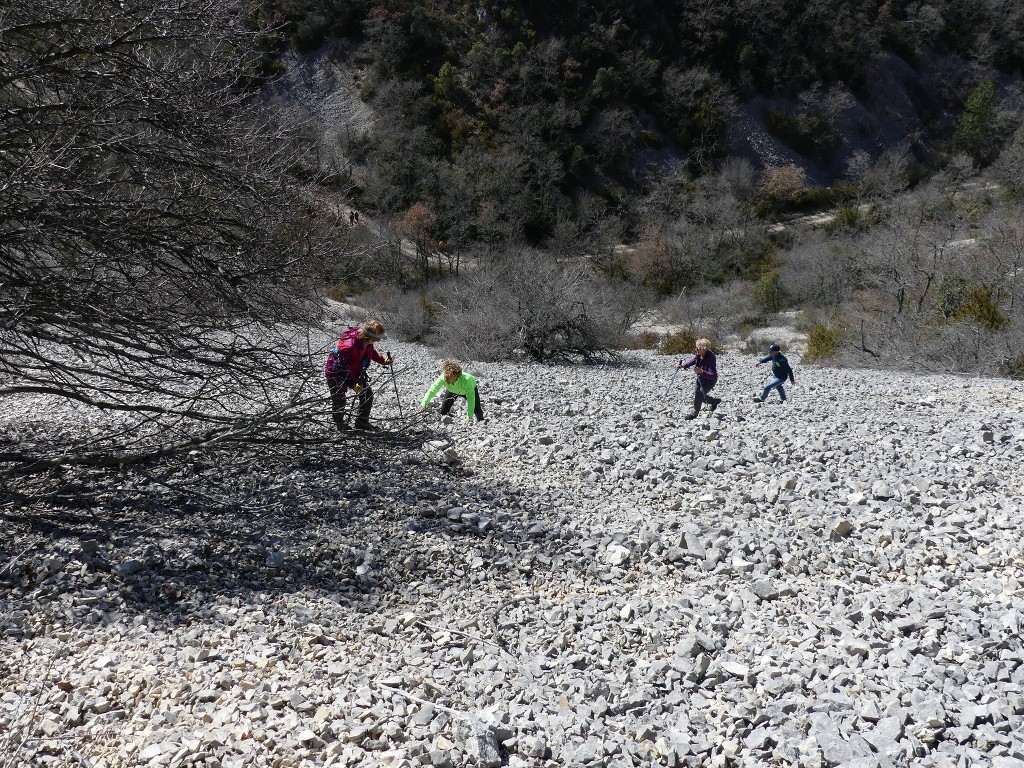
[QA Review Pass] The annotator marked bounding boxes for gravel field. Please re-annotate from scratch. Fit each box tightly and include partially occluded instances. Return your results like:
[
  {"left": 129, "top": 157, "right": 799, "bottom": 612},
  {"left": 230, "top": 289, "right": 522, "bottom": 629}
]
[{"left": 3, "top": 343, "right": 1024, "bottom": 768}]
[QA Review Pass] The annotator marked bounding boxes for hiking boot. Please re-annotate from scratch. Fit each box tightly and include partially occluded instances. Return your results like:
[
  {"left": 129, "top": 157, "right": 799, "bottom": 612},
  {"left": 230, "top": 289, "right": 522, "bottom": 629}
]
[
  {"left": 709, "top": 397, "right": 721, "bottom": 412},
  {"left": 752, "top": 394, "right": 762, "bottom": 403},
  {"left": 353, "top": 421, "right": 377, "bottom": 432},
  {"left": 684, "top": 410, "right": 698, "bottom": 420}
]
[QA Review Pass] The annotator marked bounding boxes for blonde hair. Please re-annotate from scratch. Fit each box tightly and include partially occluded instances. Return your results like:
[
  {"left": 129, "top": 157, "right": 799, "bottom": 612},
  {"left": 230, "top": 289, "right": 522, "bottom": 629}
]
[
  {"left": 442, "top": 359, "right": 462, "bottom": 382},
  {"left": 695, "top": 338, "right": 711, "bottom": 351},
  {"left": 360, "top": 319, "right": 386, "bottom": 341}
]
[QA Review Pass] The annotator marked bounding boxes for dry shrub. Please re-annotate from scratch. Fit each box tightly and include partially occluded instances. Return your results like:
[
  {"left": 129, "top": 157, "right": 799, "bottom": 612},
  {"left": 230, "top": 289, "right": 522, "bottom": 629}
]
[
  {"left": 760, "top": 164, "right": 810, "bottom": 202},
  {"left": 999, "top": 353, "right": 1024, "bottom": 379},
  {"left": 734, "top": 314, "right": 772, "bottom": 338},
  {"left": 739, "top": 334, "right": 774, "bottom": 355},
  {"left": 803, "top": 321, "right": 843, "bottom": 362},
  {"left": 631, "top": 238, "right": 700, "bottom": 295},
  {"left": 659, "top": 330, "right": 697, "bottom": 356},
  {"left": 434, "top": 249, "right": 631, "bottom": 362},
  {"left": 659, "top": 281, "right": 755, "bottom": 341},
  {"left": 619, "top": 330, "right": 660, "bottom": 350},
  {"left": 351, "top": 285, "right": 441, "bottom": 342}
]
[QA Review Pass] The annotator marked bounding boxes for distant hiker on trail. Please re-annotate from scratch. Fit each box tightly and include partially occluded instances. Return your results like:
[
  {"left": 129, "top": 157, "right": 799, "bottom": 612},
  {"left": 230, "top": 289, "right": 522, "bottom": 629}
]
[
  {"left": 324, "top": 320, "right": 392, "bottom": 432},
  {"left": 420, "top": 360, "right": 484, "bottom": 423},
  {"left": 678, "top": 338, "right": 721, "bottom": 420},
  {"left": 754, "top": 343, "right": 795, "bottom": 403}
]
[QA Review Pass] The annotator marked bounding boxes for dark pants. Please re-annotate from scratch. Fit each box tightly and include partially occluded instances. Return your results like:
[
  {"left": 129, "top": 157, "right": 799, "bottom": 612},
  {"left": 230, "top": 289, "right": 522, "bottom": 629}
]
[
  {"left": 692, "top": 379, "right": 719, "bottom": 414},
  {"left": 439, "top": 387, "right": 484, "bottom": 421},
  {"left": 327, "top": 373, "right": 373, "bottom": 431}
]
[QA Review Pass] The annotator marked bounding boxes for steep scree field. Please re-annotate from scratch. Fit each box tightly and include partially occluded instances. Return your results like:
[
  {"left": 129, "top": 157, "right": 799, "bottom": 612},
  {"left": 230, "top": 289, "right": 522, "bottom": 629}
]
[{"left": 2, "top": 346, "right": 1024, "bottom": 768}]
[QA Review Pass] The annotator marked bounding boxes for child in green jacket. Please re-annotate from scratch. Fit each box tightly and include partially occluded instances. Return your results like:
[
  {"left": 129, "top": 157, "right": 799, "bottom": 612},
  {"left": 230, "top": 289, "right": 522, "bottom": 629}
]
[{"left": 421, "top": 360, "right": 484, "bottom": 422}]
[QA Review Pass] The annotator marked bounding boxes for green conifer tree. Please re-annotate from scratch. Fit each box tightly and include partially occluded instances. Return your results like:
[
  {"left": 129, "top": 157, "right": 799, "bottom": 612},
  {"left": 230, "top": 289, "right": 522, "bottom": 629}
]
[{"left": 953, "top": 79, "right": 999, "bottom": 166}]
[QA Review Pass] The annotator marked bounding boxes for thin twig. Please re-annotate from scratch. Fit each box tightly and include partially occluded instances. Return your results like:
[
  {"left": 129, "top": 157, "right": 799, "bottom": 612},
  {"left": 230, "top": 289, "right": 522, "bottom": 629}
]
[
  {"left": 413, "top": 620, "right": 517, "bottom": 658},
  {"left": 0, "top": 643, "right": 59, "bottom": 768},
  {"left": 0, "top": 542, "right": 36, "bottom": 579},
  {"left": 377, "top": 683, "right": 481, "bottom": 724}
]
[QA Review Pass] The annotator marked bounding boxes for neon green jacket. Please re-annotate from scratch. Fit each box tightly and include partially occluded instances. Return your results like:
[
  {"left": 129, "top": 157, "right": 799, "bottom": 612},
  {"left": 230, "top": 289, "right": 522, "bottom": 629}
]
[{"left": 421, "top": 372, "right": 478, "bottom": 420}]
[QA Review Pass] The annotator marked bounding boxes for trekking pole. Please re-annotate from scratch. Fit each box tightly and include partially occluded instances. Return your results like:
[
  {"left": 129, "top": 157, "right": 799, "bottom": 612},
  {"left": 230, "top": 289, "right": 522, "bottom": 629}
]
[
  {"left": 665, "top": 365, "right": 681, "bottom": 396},
  {"left": 386, "top": 350, "right": 403, "bottom": 419}
]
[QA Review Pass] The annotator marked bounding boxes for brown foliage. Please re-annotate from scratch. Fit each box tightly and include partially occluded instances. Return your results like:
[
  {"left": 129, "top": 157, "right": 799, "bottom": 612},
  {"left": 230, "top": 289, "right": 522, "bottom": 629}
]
[{"left": 760, "top": 164, "right": 810, "bottom": 202}]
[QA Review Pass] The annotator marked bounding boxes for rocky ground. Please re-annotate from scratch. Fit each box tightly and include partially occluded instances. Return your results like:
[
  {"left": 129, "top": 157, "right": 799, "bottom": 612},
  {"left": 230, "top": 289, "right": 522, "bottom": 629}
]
[{"left": 3, "top": 342, "right": 1024, "bottom": 768}]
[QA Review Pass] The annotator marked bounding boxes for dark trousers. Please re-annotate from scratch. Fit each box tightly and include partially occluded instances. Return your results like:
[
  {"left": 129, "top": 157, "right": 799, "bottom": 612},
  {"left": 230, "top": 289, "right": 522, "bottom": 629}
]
[
  {"left": 692, "top": 379, "right": 719, "bottom": 414},
  {"left": 327, "top": 374, "right": 373, "bottom": 431},
  {"left": 439, "top": 387, "right": 484, "bottom": 421}
]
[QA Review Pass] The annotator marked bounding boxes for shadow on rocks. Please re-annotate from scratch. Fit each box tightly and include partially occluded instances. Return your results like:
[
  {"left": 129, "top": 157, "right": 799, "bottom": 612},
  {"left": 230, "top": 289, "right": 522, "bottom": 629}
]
[{"left": 0, "top": 427, "right": 582, "bottom": 629}]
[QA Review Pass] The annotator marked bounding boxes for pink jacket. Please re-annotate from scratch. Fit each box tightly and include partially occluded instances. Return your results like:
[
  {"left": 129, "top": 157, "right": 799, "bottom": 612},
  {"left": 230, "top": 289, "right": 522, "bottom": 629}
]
[{"left": 325, "top": 327, "right": 386, "bottom": 385}]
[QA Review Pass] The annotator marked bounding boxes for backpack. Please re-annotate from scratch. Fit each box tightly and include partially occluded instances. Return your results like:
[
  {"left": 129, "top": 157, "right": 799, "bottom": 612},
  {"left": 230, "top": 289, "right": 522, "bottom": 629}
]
[
  {"left": 324, "top": 327, "right": 359, "bottom": 380},
  {"left": 324, "top": 348, "right": 345, "bottom": 379}
]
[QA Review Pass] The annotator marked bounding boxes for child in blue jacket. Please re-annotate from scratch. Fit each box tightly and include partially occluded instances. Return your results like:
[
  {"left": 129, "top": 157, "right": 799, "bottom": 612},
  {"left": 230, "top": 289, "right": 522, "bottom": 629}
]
[{"left": 754, "top": 343, "right": 795, "bottom": 402}]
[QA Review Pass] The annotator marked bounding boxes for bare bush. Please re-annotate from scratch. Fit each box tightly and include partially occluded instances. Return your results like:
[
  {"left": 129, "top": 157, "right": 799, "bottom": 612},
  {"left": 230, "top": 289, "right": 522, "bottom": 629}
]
[
  {"left": 433, "top": 250, "right": 638, "bottom": 362},
  {"left": 546, "top": 192, "right": 626, "bottom": 268},
  {"left": 853, "top": 143, "right": 913, "bottom": 201},
  {"left": 0, "top": 0, "right": 343, "bottom": 477},
  {"left": 630, "top": 236, "right": 701, "bottom": 295},
  {"left": 764, "top": 168, "right": 1024, "bottom": 375},
  {"left": 977, "top": 216, "right": 1024, "bottom": 315},
  {"left": 659, "top": 330, "right": 698, "bottom": 356},
  {"left": 848, "top": 308, "right": 1024, "bottom": 375},
  {"left": 989, "top": 125, "right": 1024, "bottom": 198},
  {"left": 352, "top": 286, "right": 442, "bottom": 342},
  {"left": 659, "top": 282, "right": 754, "bottom": 342},
  {"left": 759, "top": 164, "right": 810, "bottom": 203},
  {"left": 780, "top": 231, "right": 869, "bottom": 307}
]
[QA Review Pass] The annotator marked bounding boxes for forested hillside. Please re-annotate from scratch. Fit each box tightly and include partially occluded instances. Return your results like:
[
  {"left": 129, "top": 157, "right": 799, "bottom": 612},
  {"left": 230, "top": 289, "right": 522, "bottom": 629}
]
[
  {"left": 251, "top": 0, "right": 1024, "bottom": 376},
  {"left": 259, "top": 0, "right": 1023, "bottom": 245}
]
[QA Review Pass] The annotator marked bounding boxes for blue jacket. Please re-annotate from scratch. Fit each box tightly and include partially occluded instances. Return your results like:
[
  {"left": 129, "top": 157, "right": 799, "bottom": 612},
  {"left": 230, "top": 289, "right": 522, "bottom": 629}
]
[{"left": 760, "top": 353, "right": 794, "bottom": 383}]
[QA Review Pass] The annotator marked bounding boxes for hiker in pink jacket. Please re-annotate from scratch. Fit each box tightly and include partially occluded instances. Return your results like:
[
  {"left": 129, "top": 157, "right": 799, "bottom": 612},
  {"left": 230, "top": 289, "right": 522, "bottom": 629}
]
[{"left": 324, "top": 319, "right": 392, "bottom": 432}]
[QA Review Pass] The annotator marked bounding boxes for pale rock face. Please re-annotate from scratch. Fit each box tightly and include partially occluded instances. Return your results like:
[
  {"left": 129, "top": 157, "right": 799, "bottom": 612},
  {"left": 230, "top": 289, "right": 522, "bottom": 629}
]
[{"left": 3, "top": 342, "right": 1024, "bottom": 768}]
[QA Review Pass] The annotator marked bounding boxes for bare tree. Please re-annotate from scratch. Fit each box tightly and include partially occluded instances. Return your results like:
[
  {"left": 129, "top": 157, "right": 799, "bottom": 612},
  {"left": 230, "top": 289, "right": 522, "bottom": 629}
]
[
  {"left": 977, "top": 214, "right": 1024, "bottom": 317},
  {"left": 0, "top": 0, "right": 342, "bottom": 478},
  {"left": 860, "top": 180, "right": 966, "bottom": 318},
  {"left": 989, "top": 124, "right": 1024, "bottom": 197},
  {"left": 781, "top": 231, "right": 867, "bottom": 308},
  {"left": 546, "top": 192, "right": 625, "bottom": 269},
  {"left": 397, "top": 203, "right": 438, "bottom": 280},
  {"left": 856, "top": 143, "right": 913, "bottom": 201}
]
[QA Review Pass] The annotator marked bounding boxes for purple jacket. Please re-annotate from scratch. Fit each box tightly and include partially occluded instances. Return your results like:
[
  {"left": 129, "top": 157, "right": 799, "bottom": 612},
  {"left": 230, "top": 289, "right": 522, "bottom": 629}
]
[{"left": 681, "top": 350, "right": 718, "bottom": 384}]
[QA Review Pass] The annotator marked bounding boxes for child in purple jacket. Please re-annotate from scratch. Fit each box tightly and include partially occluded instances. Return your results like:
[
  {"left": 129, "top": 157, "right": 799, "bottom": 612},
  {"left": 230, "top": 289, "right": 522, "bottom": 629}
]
[{"left": 679, "top": 338, "right": 721, "bottom": 420}]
